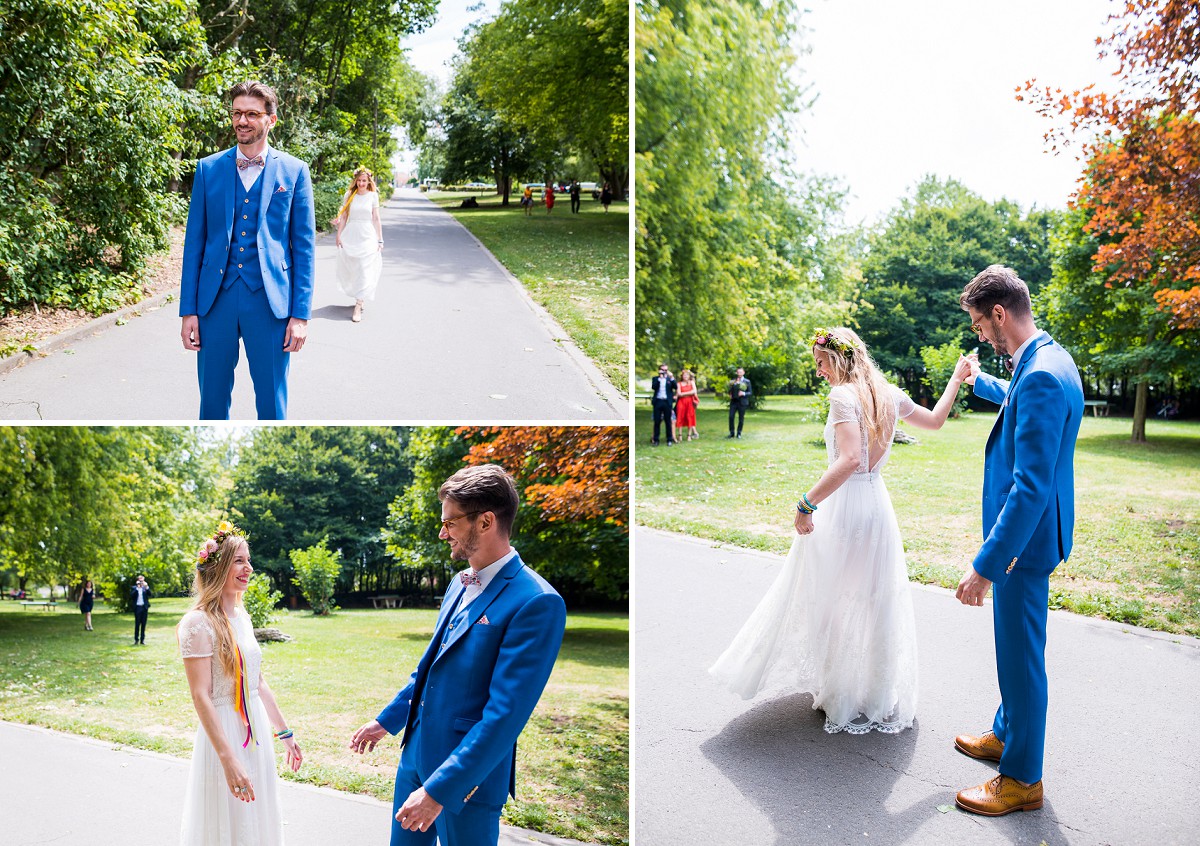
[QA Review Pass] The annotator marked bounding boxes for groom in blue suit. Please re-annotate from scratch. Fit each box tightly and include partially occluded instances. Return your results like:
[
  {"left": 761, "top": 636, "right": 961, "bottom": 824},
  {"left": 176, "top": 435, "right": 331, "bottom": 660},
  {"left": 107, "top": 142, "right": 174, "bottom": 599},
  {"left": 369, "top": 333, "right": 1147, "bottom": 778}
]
[
  {"left": 952, "top": 265, "right": 1084, "bottom": 816},
  {"left": 350, "top": 464, "right": 566, "bottom": 845},
  {"left": 179, "top": 81, "right": 315, "bottom": 420}
]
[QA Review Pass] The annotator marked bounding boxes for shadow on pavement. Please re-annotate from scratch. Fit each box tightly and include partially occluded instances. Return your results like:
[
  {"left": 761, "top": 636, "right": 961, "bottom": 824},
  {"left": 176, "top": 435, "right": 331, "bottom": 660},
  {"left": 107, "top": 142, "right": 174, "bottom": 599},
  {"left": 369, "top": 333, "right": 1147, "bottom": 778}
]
[
  {"left": 701, "top": 692, "right": 1071, "bottom": 845},
  {"left": 310, "top": 304, "right": 355, "bottom": 322}
]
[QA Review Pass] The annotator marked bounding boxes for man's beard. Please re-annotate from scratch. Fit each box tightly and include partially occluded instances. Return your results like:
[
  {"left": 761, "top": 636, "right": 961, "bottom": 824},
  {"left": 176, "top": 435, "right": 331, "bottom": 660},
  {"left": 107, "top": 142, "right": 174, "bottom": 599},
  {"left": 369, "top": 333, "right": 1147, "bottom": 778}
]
[
  {"left": 448, "top": 525, "right": 478, "bottom": 561},
  {"left": 236, "top": 124, "right": 267, "bottom": 146}
]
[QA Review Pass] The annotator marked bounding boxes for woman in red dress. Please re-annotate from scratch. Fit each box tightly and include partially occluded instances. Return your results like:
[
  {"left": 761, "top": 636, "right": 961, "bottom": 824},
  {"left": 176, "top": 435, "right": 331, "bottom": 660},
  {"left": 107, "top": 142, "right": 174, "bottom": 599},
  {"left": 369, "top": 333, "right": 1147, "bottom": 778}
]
[
  {"left": 676, "top": 368, "right": 700, "bottom": 440},
  {"left": 544, "top": 182, "right": 556, "bottom": 213}
]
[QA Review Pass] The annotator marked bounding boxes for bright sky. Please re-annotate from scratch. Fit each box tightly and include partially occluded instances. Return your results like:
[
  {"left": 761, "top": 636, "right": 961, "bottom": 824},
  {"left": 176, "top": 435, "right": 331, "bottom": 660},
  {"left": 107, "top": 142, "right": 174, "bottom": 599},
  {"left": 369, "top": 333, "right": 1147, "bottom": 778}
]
[
  {"left": 794, "top": 0, "right": 1120, "bottom": 225},
  {"left": 393, "top": 0, "right": 502, "bottom": 175}
]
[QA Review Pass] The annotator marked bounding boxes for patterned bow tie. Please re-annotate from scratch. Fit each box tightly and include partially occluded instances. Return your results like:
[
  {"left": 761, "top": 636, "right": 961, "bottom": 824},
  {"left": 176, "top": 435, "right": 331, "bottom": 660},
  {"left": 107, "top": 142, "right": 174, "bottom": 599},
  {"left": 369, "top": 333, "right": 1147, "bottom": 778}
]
[
  {"left": 1002, "top": 356, "right": 1014, "bottom": 374},
  {"left": 460, "top": 571, "right": 482, "bottom": 587},
  {"left": 236, "top": 155, "right": 265, "bottom": 170}
]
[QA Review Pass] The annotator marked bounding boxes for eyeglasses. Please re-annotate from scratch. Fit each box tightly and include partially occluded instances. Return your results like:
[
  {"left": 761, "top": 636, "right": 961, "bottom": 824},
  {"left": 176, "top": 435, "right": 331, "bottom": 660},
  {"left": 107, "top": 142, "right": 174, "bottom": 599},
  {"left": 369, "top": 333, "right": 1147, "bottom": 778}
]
[
  {"left": 970, "top": 322, "right": 983, "bottom": 335},
  {"left": 230, "top": 109, "right": 269, "bottom": 121},
  {"left": 440, "top": 511, "right": 481, "bottom": 529}
]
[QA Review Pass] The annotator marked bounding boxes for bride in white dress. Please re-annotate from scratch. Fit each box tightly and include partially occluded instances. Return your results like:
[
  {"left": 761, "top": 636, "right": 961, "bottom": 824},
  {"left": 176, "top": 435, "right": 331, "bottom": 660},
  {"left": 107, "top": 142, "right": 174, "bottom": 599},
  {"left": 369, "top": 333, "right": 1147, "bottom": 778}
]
[
  {"left": 178, "top": 522, "right": 302, "bottom": 845},
  {"left": 334, "top": 167, "right": 383, "bottom": 323},
  {"left": 710, "top": 327, "right": 971, "bottom": 734}
]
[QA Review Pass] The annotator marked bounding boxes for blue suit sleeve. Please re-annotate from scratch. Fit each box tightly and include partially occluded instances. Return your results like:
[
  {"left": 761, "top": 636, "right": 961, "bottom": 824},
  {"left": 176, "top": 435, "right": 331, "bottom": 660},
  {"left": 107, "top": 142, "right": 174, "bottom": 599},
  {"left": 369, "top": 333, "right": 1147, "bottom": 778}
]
[
  {"left": 972, "top": 372, "right": 1008, "bottom": 406},
  {"left": 288, "top": 163, "right": 316, "bottom": 320},
  {"left": 376, "top": 672, "right": 418, "bottom": 735},
  {"left": 423, "top": 591, "right": 567, "bottom": 811},
  {"left": 179, "top": 161, "right": 207, "bottom": 316},
  {"left": 972, "top": 370, "right": 1068, "bottom": 584}
]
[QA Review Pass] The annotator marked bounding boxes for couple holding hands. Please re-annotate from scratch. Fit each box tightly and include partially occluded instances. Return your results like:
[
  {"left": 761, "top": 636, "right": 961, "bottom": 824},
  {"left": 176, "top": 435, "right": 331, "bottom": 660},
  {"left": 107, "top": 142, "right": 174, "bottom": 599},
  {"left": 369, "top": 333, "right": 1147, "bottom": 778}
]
[
  {"left": 177, "top": 464, "right": 566, "bottom": 846},
  {"left": 710, "top": 265, "right": 1084, "bottom": 816}
]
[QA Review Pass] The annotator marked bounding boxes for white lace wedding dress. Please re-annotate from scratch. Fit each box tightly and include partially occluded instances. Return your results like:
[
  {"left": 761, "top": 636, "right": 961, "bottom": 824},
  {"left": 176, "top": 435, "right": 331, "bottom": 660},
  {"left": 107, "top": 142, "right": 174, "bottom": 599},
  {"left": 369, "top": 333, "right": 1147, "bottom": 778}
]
[
  {"left": 709, "top": 383, "right": 919, "bottom": 734},
  {"left": 178, "top": 607, "right": 284, "bottom": 845},
  {"left": 336, "top": 190, "right": 382, "bottom": 301}
]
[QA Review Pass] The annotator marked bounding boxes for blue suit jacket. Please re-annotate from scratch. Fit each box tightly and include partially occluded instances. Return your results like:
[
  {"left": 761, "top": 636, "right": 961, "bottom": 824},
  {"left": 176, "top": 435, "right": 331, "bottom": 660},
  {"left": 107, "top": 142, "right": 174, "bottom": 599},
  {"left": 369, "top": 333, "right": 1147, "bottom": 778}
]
[
  {"left": 377, "top": 553, "right": 566, "bottom": 812},
  {"left": 971, "top": 331, "right": 1084, "bottom": 583},
  {"left": 179, "top": 146, "right": 316, "bottom": 320}
]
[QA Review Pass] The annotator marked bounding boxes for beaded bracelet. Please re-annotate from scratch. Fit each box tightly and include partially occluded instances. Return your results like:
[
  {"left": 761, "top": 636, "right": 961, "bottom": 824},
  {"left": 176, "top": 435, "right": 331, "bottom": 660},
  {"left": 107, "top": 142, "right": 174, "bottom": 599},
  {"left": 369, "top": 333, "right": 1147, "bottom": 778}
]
[
  {"left": 274, "top": 728, "right": 294, "bottom": 740},
  {"left": 796, "top": 499, "right": 814, "bottom": 515},
  {"left": 802, "top": 493, "right": 818, "bottom": 512}
]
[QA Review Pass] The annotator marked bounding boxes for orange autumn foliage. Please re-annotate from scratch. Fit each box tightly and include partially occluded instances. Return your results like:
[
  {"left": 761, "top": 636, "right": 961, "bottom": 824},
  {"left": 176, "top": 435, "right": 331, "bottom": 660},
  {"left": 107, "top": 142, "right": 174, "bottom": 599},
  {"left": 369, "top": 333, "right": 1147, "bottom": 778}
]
[
  {"left": 1020, "top": 0, "right": 1200, "bottom": 323},
  {"left": 456, "top": 427, "right": 629, "bottom": 526}
]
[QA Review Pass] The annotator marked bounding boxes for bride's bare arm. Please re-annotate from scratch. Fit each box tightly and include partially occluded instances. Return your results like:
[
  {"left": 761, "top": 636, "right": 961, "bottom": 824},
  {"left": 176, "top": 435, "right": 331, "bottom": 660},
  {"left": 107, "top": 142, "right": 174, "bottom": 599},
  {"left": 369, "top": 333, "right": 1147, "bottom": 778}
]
[
  {"left": 903, "top": 357, "right": 972, "bottom": 431},
  {"left": 258, "top": 673, "right": 303, "bottom": 772},
  {"left": 804, "top": 420, "right": 861, "bottom": 505},
  {"left": 183, "top": 656, "right": 256, "bottom": 801}
]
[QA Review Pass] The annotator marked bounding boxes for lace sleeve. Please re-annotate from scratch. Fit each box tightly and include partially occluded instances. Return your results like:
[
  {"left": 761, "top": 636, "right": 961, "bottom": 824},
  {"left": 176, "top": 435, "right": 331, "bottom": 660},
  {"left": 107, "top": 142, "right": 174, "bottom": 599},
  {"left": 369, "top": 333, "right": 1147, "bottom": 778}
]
[
  {"left": 178, "top": 611, "right": 214, "bottom": 659},
  {"left": 827, "top": 385, "right": 858, "bottom": 426},
  {"left": 894, "top": 385, "right": 917, "bottom": 419}
]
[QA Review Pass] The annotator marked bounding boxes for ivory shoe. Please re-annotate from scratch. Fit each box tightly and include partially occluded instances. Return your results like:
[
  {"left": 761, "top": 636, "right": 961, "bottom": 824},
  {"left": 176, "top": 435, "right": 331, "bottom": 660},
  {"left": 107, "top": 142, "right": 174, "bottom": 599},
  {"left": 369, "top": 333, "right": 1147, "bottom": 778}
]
[
  {"left": 955, "top": 774, "right": 1043, "bottom": 816},
  {"left": 352, "top": 302, "right": 363, "bottom": 322},
  {"left": 954, "top": 730, "right": 1004, "bottom": 762}
]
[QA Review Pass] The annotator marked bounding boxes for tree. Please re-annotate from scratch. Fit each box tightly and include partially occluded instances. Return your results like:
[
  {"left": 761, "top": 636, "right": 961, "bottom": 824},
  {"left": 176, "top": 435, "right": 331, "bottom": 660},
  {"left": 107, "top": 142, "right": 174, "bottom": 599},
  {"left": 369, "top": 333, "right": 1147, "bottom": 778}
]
[
  {"left": 857, "top": 176, "right": 1058, "bottom": 396},
  {"left": 635, "top": 0, "right": 853, "bottom": 381},
  {"left": 459, "top": 427, "right": 629, "bottom": 602},
  {"left": 1022, "top": 0, "right": 1200, "bottom": 439},
  {"left": 229, "top": 427, "right": 411, "bottom": 595},
  {"left": 1037, "top": 205, "right": 1200, "bottom": 438},
  {"left": 467, "top": 0, "right": 629, "bottom": 194}
]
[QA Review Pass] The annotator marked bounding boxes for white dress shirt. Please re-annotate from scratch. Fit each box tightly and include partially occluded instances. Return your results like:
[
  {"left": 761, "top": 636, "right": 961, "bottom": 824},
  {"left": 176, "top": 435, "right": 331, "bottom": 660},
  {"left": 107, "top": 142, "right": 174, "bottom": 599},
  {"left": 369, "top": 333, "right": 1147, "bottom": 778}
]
[
  {"left": 236, "top": 143, "right": 270, "bottom": 190},
  {"left": 458, "top": 547, "right": 517, "bottom": 611}
]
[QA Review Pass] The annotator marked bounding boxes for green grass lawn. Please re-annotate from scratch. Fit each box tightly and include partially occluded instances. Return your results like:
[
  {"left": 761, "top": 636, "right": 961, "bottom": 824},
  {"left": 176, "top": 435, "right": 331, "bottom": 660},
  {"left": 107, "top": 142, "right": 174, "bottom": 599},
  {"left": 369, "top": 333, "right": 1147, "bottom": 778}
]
[
  {"left": 636, "top": 395, "right": 1200, "bottom": 637},
  {"left": 427, "top": 191, "right": 629, "bottom": 395},
  {"left": 0, "top": 599, "right": 628, "bottom": 845}
]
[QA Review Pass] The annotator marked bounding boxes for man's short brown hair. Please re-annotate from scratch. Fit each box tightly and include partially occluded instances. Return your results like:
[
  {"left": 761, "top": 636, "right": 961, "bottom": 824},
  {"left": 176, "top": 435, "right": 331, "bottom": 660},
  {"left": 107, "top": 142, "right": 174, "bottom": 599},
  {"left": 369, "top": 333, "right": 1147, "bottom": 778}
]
[
  {"left": 438, "top": 464, "right": 520, "bottom": 536},
  {"left": 960, "top": 265, "right": 1032, "bottom": 318},
  {"left": 227, "top": 81, "right": 279, "bottom": 115}
]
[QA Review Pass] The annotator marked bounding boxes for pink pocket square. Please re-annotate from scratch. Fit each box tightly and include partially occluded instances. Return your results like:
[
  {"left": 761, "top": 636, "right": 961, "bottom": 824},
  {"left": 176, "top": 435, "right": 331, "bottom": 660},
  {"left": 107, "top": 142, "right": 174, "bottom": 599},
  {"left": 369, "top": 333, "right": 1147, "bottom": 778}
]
[
  {"left": 274, "top": 186, "right": 288, "bottom": 193},
  {"left": 477, "top": 615, "right": 490, "bottom": 625}
]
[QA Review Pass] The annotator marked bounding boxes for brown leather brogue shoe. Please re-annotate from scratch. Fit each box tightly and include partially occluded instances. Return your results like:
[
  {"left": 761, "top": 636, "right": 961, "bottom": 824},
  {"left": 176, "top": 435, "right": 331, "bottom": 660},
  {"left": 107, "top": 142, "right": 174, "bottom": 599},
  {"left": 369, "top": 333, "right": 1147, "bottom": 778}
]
[
  {"left": 954, "top": 730, "right": 1004, "bottom": 762},
  {"left": 955, "top": 775, "right": 1043, "bottom": 816}
]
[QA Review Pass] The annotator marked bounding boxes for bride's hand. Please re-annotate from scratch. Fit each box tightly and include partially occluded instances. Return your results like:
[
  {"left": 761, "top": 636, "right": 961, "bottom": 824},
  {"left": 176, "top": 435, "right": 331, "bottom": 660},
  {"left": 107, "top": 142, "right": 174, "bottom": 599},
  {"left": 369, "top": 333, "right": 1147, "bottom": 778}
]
[
  {"left": 221, "top": 757, "right": 256, "bottom": 802},
  {"left": 282, "top": 736, "right": 303, "bottom": 772},
  {"left": 794, "top": 510, "right": 814, "bottom": 536},
  {"left": 954, "top": 354, "right": 979, "bottom": 386}
]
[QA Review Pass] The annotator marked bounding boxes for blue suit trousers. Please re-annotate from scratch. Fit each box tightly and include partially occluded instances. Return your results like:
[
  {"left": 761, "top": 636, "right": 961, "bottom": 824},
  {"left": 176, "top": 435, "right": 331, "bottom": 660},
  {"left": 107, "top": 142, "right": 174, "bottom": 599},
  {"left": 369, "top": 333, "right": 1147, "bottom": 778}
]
[
  {"left": 390, "top": 721, "right": 502, "bottom": 846},
  {"left": 197, "top": 280, "right": 289, "bottom": 420},
  {"left": 991, "top": 568, "right": 1051, "bottom": 784}
]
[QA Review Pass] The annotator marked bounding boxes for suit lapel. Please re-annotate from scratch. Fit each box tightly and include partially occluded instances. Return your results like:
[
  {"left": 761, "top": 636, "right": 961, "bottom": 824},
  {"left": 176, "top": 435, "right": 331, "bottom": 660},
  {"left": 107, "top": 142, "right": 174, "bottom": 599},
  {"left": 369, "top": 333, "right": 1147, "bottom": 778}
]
[
  {"left": 434, "top": 555, "right": 525, "bottom": 665},
  {"left": 221, "top": 148, "right": 237, "bottom": 241},
  {"left": 259, "top": 148, "right": 280, "bottom": 227}
]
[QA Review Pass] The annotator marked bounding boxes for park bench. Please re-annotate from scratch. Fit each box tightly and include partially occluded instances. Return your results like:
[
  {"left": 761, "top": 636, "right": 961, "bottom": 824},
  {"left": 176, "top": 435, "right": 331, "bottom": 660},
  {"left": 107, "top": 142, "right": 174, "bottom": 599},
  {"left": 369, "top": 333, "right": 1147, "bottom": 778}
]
[
  {"left": 1084, "top": 400, "right": 1110, "bottom": 417},
  {"left": 370, "top": 594, "right": 403, "bottom": 609},
  {"left": 19, "top": 600, "right": 58, "bottom": 611}
]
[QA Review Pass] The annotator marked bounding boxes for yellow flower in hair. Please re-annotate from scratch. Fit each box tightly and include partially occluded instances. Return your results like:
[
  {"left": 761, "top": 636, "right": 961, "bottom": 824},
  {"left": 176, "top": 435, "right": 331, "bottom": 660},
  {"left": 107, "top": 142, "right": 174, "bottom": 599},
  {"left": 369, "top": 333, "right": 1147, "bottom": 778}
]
[{"left": 218, "top": 520, "right": 234, "bottom": 534}]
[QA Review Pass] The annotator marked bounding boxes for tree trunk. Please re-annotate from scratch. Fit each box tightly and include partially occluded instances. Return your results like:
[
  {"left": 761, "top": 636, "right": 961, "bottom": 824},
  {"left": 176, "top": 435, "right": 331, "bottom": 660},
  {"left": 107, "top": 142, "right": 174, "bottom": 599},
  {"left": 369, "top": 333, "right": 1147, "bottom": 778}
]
[{"left": 1131, "top": 376, "right": 1149, "bottom": 443}]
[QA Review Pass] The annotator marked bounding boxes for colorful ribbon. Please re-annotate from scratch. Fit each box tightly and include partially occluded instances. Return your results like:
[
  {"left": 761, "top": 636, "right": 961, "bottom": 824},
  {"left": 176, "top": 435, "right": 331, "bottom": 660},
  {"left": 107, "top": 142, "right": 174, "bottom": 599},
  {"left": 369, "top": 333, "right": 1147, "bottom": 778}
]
[{"left": 233, "top": 643, "right": 258, "bottom": 748}]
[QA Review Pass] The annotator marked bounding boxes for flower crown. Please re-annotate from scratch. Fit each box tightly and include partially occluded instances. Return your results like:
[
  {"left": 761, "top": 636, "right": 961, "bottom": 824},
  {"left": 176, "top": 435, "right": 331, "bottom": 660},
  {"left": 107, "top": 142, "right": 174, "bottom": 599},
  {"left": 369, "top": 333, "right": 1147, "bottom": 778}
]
[
  {"left": 811, "top": 328, "right": 855, "bottom": 358},
  {"left": 196, "top": 520, "right": 246, "bottom": 571}
]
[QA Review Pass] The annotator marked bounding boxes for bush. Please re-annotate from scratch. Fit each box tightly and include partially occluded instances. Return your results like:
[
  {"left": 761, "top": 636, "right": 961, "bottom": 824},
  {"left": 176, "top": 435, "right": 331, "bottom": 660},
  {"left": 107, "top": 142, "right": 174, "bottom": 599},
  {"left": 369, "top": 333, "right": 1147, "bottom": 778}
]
[
  {"left": 242, "top": 572, "right": 282, "bottom": 628},
  {"left": 290, "top": 540, "right": 341, "bottom": 616},
  {"left": 919, "top": 342, "right": 969, "bottom": 417}
]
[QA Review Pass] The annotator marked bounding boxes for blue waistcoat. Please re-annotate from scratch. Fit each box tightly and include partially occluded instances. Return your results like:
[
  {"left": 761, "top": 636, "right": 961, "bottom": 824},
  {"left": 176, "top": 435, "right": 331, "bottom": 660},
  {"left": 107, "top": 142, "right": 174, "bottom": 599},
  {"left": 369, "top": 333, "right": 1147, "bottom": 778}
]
[{"left": 223, "top": 172, "right": 266, "bottom": 291}]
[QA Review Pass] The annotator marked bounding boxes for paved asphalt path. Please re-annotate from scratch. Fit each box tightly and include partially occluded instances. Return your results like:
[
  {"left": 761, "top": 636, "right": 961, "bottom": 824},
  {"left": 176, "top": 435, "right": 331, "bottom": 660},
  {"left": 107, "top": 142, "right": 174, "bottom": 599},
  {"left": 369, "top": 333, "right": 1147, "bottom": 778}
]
[
  {"left": 0, "top": 720, "right": 585, "bottom": 846},
  {"left": 0, "top": 189, "right": 624, "bottom": 421},
  {"left": 634, "top": 528, "right": 1200, "bottom": 846}
]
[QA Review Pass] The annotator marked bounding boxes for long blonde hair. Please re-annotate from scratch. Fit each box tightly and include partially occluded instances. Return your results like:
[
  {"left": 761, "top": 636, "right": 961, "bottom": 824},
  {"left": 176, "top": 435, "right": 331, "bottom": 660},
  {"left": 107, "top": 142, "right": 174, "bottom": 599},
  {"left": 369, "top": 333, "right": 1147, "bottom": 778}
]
[
  {"left": 336, "top": 167, "right": 377, "bottom": 223},
  {"left": 188, "top": 533, "right": 247, "bottom": 682},
  {"left": 813, "top": 327, "right": 896, "bottom": 450}
]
